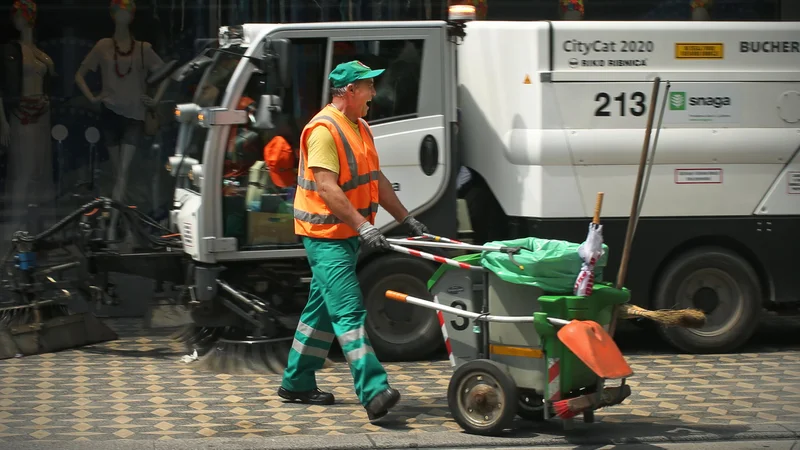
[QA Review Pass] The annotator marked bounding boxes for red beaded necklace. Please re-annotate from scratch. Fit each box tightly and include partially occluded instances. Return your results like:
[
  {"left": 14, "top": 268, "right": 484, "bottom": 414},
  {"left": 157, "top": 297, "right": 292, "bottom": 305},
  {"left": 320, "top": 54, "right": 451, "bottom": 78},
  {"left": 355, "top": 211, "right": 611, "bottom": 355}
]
[{"left": 113, "top": 37, "right": 134, "bottom": 78}]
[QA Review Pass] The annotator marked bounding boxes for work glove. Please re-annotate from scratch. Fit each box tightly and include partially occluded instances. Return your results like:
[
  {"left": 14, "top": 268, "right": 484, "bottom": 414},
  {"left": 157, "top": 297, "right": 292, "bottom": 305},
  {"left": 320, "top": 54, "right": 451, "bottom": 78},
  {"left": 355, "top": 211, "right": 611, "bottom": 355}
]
[
  {"left": 357, "top": 222, "right": 391, "bottom": 250},
  {"left": 403, "top": 215, "right": 429, "bottom": 236}
]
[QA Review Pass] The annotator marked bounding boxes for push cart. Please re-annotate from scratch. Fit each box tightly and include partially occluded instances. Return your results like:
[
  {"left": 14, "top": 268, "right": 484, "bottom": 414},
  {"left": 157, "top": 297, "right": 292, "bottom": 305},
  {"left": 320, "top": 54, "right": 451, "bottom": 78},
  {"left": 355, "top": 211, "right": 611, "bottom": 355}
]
[{"left": 384, "top": 234, "right": 634, "bottom": 436}]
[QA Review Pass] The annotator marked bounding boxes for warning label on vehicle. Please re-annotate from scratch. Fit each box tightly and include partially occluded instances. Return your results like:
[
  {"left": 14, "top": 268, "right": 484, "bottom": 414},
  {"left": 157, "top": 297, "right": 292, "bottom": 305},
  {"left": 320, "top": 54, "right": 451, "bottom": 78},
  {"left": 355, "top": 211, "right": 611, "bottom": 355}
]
[
  {"left": 789, "top": 172, "right": 800, "bottom": 194},
  {"left": 675, "top": 43, "right": 724, "bottom": 59},
  {"left": 675, "top": 168, "right": 722, "bottom": 184}
]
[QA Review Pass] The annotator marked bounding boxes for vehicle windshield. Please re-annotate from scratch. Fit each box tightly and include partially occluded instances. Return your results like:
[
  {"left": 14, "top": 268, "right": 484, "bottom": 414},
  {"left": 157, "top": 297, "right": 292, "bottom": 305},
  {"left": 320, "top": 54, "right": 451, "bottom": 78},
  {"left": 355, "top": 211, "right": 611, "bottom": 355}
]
[{"left": 179, "top": 45, "right": 247, "bottom": 172}]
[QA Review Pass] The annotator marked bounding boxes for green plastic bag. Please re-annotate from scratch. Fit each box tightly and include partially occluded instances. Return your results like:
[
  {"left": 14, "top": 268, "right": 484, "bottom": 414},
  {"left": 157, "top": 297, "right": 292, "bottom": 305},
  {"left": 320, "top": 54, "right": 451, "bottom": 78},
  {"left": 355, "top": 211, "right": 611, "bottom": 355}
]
[{"left": 479, "top": 237, "right": 609, "bottom": 293}]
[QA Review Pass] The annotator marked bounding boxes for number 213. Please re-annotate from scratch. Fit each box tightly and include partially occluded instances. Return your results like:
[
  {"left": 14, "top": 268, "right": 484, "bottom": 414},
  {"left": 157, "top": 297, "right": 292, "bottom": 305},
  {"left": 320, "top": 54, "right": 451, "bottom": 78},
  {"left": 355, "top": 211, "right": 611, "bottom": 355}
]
[{"left": 594, "top": 91, "right": 646, "bottom": 117}]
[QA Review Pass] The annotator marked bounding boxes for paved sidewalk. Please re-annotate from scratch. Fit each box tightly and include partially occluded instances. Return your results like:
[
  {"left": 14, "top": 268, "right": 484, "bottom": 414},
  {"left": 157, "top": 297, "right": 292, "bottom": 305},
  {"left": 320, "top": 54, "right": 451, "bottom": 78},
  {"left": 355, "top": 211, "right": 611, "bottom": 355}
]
[{"left": 1, "top": 318, "right": 799, "bottom": 448}]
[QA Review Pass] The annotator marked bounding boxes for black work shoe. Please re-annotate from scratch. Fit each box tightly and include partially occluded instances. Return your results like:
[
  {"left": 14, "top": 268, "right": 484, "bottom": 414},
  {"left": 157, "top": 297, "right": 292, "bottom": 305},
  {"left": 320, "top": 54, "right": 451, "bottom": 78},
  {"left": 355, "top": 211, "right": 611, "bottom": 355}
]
[
  {"left": 277, "top": 387, "right": 335, "bottom": 405},
  {"left": 365, "top": 387, "right": 400, "bottom": 423}
]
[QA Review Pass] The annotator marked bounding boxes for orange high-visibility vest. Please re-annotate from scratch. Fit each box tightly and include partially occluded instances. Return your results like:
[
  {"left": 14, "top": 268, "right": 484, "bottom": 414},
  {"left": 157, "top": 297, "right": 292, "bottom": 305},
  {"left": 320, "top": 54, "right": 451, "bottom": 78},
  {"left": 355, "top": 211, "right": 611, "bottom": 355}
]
[{"left": 293, "top": 105, "right": 380, "bottom": 239}]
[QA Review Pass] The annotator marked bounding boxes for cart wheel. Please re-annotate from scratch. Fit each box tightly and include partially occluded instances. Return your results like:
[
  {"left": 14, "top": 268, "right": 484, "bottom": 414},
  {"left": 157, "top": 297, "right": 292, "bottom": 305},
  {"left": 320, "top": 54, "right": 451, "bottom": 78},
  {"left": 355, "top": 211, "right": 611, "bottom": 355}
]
[
  {"left": 447, "top": 359, "right": 518, "bottom": 436},
  {"left": 517, "top": 390, "right": 545, "bottom": 422}
]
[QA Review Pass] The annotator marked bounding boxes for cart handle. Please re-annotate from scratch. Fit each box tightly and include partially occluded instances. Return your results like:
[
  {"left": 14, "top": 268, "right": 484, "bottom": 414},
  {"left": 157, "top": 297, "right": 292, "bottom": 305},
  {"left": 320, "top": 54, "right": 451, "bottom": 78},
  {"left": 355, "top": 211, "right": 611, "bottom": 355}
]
[
  {"left": 387, "top": 237, "right": 522, "bottom": 254},
  {"left": 388, "top": 243, "right": 484, "bottom": 271},
  {"left": 384, "top": 290, "right": 570, "bottom": 327},
  {"left": 388, "top": 235, "right": 526, "bottom": 270}
]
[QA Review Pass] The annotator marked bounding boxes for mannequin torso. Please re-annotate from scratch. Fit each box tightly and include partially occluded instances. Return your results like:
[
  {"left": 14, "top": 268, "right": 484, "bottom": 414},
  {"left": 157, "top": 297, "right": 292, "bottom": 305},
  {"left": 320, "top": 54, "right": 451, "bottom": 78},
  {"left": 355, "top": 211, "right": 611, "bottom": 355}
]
[
  {"left": 83, "top": 37, "right": 159, "bottom": 121},
  {"left": 0, "top": 2, "right": 56, "bottom": 243},
  {"left": 18, "top": 41, "right": 49, "bottom": 97}
]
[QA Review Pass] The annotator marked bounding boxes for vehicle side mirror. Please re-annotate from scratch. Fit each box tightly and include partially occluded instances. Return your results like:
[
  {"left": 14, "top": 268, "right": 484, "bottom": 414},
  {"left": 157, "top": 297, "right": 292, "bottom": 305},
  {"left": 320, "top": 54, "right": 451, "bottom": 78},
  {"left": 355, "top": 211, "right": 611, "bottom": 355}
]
[
  {"left": 263, "top": 38, "right": 292, "bottom": 89},
  {"left": 252, "top": 94, "right": 282, "bottom": 130},
  {"left": 172, "top": 55, "right": 213, "bottom": 82}
]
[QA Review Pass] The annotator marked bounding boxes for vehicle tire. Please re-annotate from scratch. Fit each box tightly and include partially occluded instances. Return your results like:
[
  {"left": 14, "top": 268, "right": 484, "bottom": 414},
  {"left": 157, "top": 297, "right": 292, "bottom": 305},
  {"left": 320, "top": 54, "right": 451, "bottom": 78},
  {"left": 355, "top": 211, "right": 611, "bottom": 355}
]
[
  {"left": 653, "top": 246, "right": 762, "bottom": 354},
  {"left": 359, "top": 253, "right": 443, "bottom": 361},
  {"left": 447, "top": 359, "right": 519, "bottom": 436}
]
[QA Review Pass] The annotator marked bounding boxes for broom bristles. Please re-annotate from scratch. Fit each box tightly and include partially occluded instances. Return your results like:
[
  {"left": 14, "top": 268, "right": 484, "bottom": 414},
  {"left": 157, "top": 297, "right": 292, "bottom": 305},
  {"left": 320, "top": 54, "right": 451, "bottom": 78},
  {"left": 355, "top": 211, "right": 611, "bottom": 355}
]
[
  {"left": 552, "top": 394, "right": 593, "bottom": 419},
  {"left": 553, "top": 401, "right": 578, "bottom": 419},
  {"left": 622, "top": 304, "right": 706, "bottom": 328}
]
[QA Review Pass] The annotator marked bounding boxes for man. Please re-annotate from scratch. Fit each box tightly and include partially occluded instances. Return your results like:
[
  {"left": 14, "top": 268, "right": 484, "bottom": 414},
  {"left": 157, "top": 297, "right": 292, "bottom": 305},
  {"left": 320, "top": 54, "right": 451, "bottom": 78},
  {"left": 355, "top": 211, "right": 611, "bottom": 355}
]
[{"left": 277, "top": 60, "right": 429, "bottom": 423}]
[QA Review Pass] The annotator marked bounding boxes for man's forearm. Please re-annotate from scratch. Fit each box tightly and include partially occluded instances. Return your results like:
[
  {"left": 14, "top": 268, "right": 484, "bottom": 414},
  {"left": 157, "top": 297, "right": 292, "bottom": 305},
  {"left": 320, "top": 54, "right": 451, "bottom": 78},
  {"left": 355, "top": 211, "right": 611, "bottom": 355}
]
[
  {"left": 317, "top": 183, "right": 370, "bottom": 231},
  {"left": 377, "top": 171, "right": 409, "bottom": 223}
]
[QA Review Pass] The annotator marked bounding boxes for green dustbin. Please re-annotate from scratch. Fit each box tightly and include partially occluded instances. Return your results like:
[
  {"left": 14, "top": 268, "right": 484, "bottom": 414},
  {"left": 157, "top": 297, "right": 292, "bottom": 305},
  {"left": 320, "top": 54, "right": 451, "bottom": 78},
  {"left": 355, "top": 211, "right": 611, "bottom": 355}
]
[{"left": 534, "top": 282, "right": 630, "bottom": 399}]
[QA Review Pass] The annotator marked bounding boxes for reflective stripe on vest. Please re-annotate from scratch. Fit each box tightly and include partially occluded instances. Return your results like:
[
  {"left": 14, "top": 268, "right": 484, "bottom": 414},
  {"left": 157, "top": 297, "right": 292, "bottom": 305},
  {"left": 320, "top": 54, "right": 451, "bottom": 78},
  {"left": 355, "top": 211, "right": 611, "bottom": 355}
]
[
  {"left": 296, "top": 116, "right": 380, "bottom": 193},
  {"left": 293, "top": 110, "right": 380, "bottom": 238},
  {"left": 294, "top": 203, "right": 379, "bottom": 225}
]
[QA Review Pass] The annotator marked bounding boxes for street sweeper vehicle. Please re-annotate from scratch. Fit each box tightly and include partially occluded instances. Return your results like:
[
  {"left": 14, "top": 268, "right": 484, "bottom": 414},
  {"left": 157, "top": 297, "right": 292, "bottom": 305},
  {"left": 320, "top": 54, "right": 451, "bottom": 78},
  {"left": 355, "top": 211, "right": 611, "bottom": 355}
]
[
  {"left": 452, "top": 17, "right": 800, "bottom": 356},
  {"left": 163, "top": 13, "right": 799, "bottom": 365},
  {"left": 1, "top": 7, "right": 798, "bottom": 368}
]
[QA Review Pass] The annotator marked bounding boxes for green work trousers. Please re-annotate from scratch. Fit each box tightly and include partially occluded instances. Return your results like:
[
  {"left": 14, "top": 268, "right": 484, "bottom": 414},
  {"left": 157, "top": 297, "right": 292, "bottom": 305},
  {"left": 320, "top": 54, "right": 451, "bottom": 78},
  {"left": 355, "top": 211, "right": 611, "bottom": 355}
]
[{"left": 281, "top": 235, "right": 390, "bottom": 406}]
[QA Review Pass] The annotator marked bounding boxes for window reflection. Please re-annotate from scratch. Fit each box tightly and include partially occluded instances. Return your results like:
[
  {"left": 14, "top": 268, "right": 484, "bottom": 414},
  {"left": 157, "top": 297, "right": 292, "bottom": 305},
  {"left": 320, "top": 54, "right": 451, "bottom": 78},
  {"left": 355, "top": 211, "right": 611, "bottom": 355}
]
[{"left": 0, "top": 0, "right": 785, "bottom": 258}]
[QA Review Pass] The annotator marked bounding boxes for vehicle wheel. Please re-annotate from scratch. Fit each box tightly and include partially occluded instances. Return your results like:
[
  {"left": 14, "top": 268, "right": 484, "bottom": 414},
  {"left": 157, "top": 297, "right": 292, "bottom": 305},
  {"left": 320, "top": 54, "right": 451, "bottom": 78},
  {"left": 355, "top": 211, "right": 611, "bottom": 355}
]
[
  {"left": 653, "top": 246, "right": 762, "bottom": 354},
  {"left": 447, "top": 359, "right": 518, "bottom": 436},
  {"left": 359, "top": 253, "right": 442, "bottom": 361}
]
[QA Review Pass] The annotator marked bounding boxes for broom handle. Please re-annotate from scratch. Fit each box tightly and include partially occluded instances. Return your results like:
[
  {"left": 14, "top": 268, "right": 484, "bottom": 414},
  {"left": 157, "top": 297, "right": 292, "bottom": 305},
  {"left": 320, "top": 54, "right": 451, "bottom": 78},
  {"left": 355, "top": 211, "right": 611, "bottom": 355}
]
[
  {"left": 593, "top": 192, "right": 604, "bottom": 225},
  {"left": 610, "top": 77, "right": 662, "bottom": 337}
]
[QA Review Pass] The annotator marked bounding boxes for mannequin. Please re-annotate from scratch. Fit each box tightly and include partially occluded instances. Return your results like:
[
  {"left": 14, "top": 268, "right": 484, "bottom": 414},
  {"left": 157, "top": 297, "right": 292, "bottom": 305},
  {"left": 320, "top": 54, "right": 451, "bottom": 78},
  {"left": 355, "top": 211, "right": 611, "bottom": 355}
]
[
  {"left": 559, "top": 0, "right": 584, "bottom": 20},
  {"left": 0, "top": 0, "right": 56, "bottom": 243},
  {"left": 74, "top": 0, "right": 169, "bottom": 240},
  {"left": 691, "top": 0, "right": 712, "bottom": 20}
]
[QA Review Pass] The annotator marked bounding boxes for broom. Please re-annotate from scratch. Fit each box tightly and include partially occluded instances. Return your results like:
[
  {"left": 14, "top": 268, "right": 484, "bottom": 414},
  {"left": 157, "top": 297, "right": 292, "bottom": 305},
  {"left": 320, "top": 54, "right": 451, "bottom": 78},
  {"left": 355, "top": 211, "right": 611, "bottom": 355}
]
[
  {"left": 621, "top": 303, "right": 706, "bottom": 328},
  {"left": 553, "top": 384, "right": 632, "bottom": 419},
  {"left": 551, "top": 78, "right": 703, "bottom": 420},
  {"left": 608, "top": 78, "right": 707, "bottom": 331}
]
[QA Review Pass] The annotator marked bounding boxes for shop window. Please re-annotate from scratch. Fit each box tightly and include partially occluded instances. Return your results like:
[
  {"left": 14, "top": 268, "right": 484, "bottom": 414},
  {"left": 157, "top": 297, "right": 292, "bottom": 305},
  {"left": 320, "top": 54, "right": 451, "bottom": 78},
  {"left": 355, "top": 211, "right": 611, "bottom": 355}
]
[
  {"left": 331, "top": 39, "right": 424, "bottom": 124},
  {"left": 221, "top": 38, "right": 327, "bottom": 249}
]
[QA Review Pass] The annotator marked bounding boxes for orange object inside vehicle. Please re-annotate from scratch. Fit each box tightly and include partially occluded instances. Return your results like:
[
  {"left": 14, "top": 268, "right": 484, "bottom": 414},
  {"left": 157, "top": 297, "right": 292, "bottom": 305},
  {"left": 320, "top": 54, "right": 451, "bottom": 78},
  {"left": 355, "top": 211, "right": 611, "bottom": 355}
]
[{"left": 557, "top": 320, "right": 633, "bottom": 380}]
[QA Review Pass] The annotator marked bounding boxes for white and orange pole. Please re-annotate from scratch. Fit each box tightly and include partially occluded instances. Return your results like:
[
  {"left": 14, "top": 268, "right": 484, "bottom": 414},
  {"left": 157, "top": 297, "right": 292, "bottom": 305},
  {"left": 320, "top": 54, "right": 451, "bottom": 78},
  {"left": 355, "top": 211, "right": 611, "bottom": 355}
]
[{"left": 387, "top": 243, "right": 484, "bottom": 271}]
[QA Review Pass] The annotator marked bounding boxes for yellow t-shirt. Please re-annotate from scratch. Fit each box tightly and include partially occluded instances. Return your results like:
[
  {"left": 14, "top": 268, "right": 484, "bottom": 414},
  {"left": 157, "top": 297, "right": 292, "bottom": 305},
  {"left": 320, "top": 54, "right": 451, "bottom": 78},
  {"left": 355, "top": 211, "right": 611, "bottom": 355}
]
[{"left": 306, "top": 105, "right": 361, "bottom": 174}]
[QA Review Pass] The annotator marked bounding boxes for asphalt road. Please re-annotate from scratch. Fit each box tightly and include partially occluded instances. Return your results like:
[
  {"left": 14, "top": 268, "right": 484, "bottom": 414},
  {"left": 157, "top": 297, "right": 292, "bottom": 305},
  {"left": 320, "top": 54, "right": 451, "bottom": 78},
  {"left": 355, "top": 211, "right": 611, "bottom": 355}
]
[{"left": 0, "top": 313, "right": 799, "bottom": 450}]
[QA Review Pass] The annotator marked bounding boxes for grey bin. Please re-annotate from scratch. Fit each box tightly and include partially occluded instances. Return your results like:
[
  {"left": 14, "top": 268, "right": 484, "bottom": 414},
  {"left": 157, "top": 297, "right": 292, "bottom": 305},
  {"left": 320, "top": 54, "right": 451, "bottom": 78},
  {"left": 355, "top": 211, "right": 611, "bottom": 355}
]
[{"left": 430, "top": 267, "right": 549, "bottom": 393}]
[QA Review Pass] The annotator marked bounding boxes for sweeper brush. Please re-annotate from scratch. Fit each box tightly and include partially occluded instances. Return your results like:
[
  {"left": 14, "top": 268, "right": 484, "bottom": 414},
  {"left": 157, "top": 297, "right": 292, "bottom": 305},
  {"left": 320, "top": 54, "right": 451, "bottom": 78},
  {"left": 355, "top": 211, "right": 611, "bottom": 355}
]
[
  {"left": 0, "top": 242, "right": 117, "bottom": 360},
  {"left": 0, "top": 298, "right": 118, "bottom": 359},
  {"left": 170, "top": 324, "right": 223, "bottom": 357},
  {"left": 171, "top": 325, "right": 336, "bottom": 374},
  {"left": 0, "top": 197, "right": 184, "bottom": 360}
]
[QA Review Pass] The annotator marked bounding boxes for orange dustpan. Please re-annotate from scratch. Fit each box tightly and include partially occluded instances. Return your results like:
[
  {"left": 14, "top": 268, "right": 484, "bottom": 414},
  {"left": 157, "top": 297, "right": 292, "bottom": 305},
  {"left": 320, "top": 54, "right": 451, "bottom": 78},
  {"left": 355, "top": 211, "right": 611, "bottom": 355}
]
[{"left": 556, "top": 320, "right": 633, "bottom": 379}]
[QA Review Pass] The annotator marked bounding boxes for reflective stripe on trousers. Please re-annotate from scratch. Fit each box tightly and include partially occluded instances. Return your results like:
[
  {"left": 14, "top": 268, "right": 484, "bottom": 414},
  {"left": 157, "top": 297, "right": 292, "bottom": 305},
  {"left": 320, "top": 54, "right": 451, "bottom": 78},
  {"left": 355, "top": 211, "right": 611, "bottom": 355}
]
[
  {"left": 338, "top": 325, "right": 375, "bottom": 364},
  {"left": 290, "top": 320, "right": 336, "bottom": 359},
  {"left": 280, "top": 236, "right": 390, "bottom": 407}
]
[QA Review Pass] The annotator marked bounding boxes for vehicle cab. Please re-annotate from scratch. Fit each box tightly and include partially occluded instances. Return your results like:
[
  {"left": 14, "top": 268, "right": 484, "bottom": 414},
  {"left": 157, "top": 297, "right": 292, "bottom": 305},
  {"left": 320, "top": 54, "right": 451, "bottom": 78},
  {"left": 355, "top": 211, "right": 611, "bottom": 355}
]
[{"left": 165, "top": 7, "right": 474, "bottom": 361}]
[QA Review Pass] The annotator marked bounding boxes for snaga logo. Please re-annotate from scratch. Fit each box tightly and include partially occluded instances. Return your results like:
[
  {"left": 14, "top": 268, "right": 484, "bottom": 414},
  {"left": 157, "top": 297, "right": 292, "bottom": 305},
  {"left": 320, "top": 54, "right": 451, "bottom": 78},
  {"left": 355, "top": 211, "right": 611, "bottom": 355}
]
[{"left": 670, "top": 92, "right": 732, "bottom": 109}]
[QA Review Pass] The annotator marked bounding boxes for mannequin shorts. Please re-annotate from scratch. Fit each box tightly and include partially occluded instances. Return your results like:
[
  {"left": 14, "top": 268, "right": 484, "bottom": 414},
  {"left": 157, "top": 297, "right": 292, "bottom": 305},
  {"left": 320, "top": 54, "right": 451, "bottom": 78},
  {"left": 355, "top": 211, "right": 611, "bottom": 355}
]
[{"left": 100, "top": 106, "right": 143, "bottom": 147}]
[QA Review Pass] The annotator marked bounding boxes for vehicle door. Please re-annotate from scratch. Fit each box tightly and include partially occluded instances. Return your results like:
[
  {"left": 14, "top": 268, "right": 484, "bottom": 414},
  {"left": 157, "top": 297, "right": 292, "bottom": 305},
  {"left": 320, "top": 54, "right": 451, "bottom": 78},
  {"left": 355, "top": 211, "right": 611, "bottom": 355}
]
[{"left": 327, "top": 24, "right": 451, "bottom": 231}]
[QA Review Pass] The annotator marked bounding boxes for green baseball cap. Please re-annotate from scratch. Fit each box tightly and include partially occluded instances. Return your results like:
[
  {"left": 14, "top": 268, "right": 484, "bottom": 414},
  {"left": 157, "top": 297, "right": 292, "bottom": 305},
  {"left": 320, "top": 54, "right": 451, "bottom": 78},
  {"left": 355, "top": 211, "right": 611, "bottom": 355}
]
[{"left": 328, "top": 60, "right": 385, "bottom": 88}]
